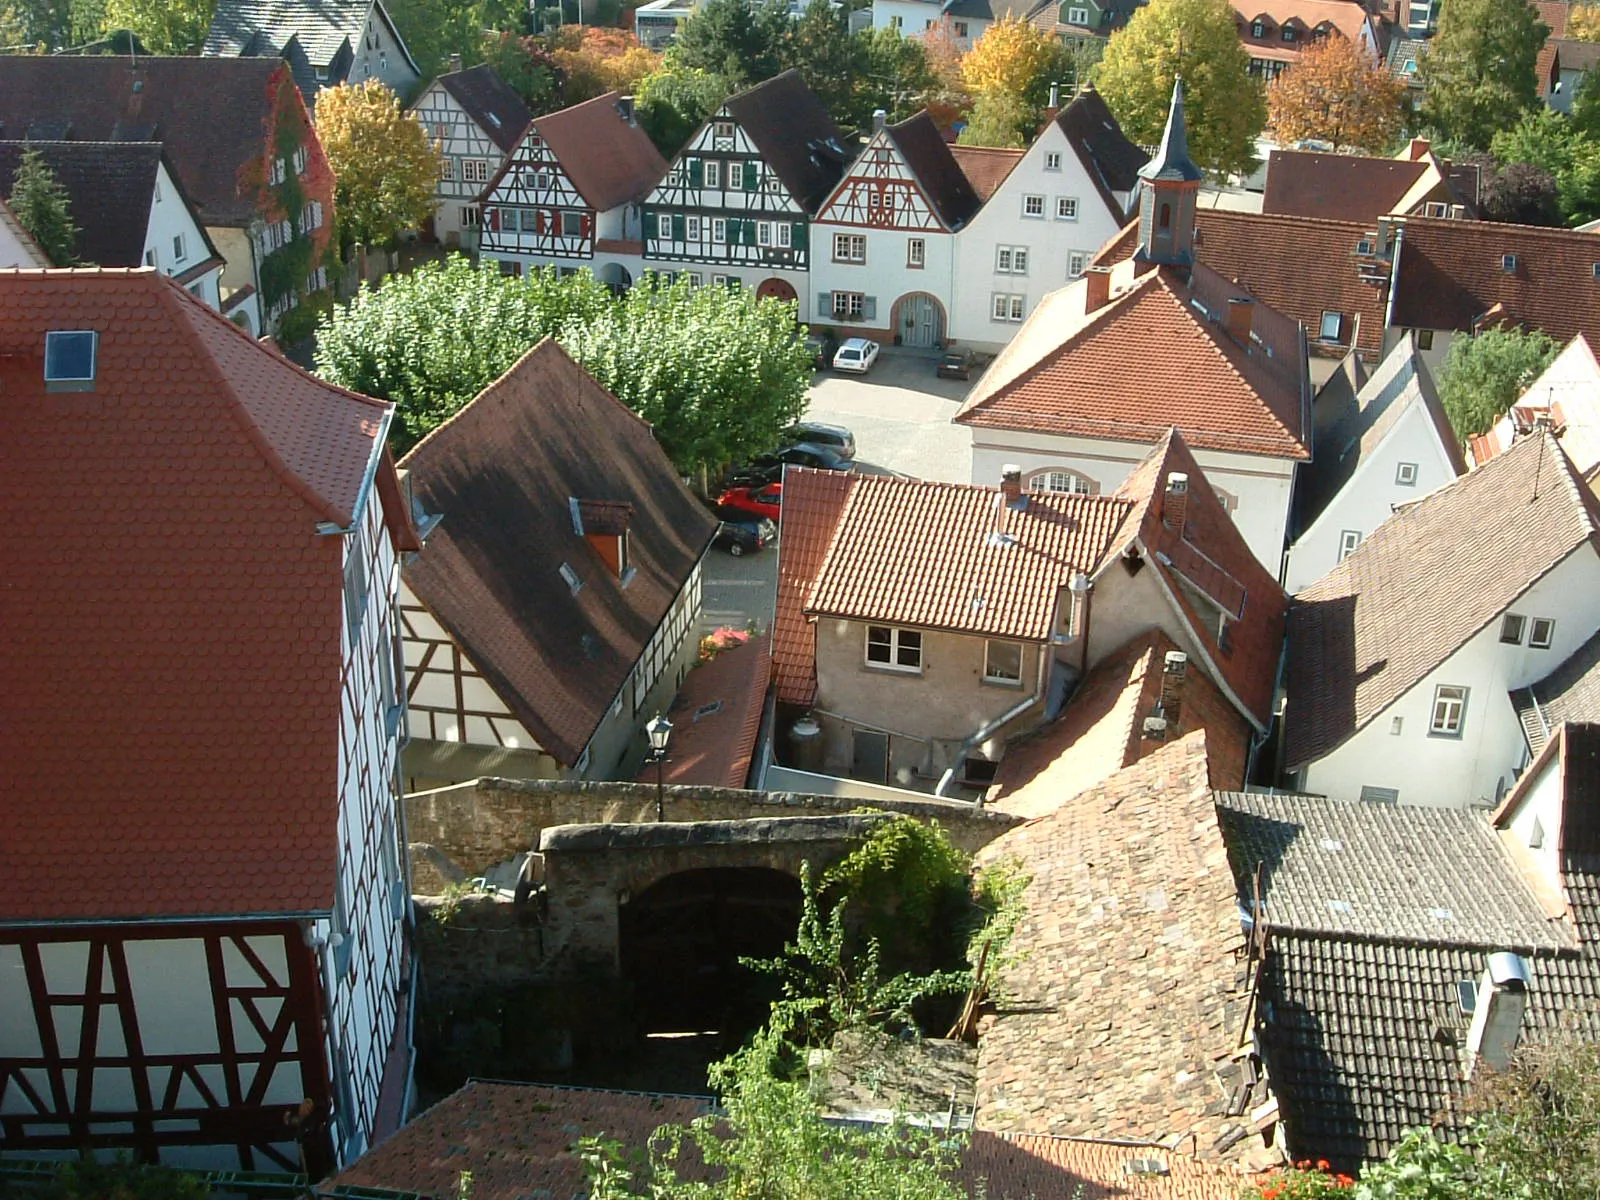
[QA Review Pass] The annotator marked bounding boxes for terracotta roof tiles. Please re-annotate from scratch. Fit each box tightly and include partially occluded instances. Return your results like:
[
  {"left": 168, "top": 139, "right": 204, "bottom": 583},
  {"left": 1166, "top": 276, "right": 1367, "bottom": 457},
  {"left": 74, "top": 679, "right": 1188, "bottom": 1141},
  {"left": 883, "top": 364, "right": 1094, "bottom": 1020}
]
[
  {"left": 962, "top": 1131, "right": 1245, "bottom": 1200},
  {"left": 640, "top": 634, "right": 771, "bottom": 789},
  {"left": 772, "top": 467, "right": 859, "bottom": 706},
  {"left": 526, "top": 91, "right": 668, "bottom": 213},
  {"left": 0, "top": 268, "right": 395, "bottom": 922},
  {"left": 950, "top": 144, "right": 1025, "bottom": 203}
]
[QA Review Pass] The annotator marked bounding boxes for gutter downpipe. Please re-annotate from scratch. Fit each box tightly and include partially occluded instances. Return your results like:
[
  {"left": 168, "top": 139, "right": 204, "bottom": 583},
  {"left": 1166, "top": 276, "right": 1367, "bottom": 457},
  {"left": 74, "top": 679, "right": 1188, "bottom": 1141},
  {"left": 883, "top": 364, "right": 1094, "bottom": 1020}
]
[{"left": 933, "top": 642, "right": 1049, "bottom": 800}]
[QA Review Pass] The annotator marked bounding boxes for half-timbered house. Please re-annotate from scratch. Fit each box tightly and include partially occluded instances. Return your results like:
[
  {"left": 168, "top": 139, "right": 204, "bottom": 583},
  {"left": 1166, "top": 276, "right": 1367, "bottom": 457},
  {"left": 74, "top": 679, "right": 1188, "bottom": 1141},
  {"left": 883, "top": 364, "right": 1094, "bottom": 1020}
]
[
  {"left": 478, "top": 92, "right": 667, "bottom": 288},
  {"left": 408, "top": 61, "right": 531, "bottom": 250},
  {"left": 397, "top": 338, "right": 718, "bottom": 791},
  {"left": 810, "top": 109, "right": 981, "bottom": 348},
  {"left": 0, "top": 268, "right": 421, "bottom": 1176},
  {"left": 642, "top": 69, "right": 852, "bottom": 308}
]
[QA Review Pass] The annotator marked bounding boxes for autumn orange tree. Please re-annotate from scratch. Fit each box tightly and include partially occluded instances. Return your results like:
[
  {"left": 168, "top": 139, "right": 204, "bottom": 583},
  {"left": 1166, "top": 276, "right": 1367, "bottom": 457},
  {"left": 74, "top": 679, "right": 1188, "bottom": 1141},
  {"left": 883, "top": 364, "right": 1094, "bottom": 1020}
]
[
  {"left": 1267, "top": 35, "right": 1406, "bottom": 152},
  {"left": 550, "top": 27, "right": 662, "bottom": 105},
  {"left": 1571, "top": 3, "right": 1600, "bottom": 38},
  {"left": 960, "top": 15, "right": 1057, "bottom": 98}
]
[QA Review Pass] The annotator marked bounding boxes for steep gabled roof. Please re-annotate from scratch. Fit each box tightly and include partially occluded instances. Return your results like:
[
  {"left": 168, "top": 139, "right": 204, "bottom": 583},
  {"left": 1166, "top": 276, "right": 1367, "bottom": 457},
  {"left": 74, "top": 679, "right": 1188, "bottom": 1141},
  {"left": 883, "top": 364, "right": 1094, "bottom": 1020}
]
[
  {"left": 886, "top": 110, "right": 981, "bottom": 230},
  {"left": 772, "top": 467, "right": 855, "bottom": 707},
  {"left": 0, "top": 268, "right": 398, "bottom": 923},
  {"left": 399, "top": 339, "right": 717, "bottom": 767},
  {"left": 1285, "top": 430, "right": 1600, "bottom": 768},
  {"left": 0, "top": 141, "right": 222, "bottom": 272},
  {"left": 955, "top": 259, "right": 1310, "bottom": 461},
  {"left": 0, "top": 56, "right": 300, "bottom": 228},
  {"left": 523, "top": 91, "right": 667, "bottom": 212},
  {"left": 1053, "top": 87, "right": 1148, "bottom": 221},
  {"left": 950, "top": 144, "right": 1024, "bottom": 202},
  {"left": 724, "top": 69, "right": 851, "bottom": 213},
  {"left": 205, "top": 0, "right": 420, "bottom": 75},
  {"left": 434, "top": 63, "right": 532, "bottom": 155}
]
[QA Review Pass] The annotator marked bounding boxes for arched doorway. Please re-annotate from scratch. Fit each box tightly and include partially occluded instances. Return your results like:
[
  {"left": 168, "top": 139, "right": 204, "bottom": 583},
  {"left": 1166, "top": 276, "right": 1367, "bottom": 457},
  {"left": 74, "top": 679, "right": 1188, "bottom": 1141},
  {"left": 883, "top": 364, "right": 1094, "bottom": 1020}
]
[
  {"left": 892, "top": 292, "right": 945, "bottom": 349},
  {"left": 619, "top": 868, "right": 802, "bottom": 1033},
  {"left": 756, "top": 277, "right": 797, "bottom": 305},
  {"left": 597, "top": 262, "right": 634, "bottom": 294}
]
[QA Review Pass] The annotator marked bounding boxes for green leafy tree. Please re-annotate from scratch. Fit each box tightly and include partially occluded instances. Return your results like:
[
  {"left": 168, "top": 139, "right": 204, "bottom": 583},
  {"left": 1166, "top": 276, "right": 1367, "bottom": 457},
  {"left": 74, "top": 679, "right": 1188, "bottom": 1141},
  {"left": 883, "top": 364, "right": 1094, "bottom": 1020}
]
[
  {"left": 668, "top": 0, "right": 787, "bottom": 86},
  {"left": 317, "top": 80, "right": 442, "bottom": 249},
  {"left": 482, "top": 31, "right": 564, "bottom": 110},
  {"left": 1490, "top": 108, "right": 1600, "bottom": 224},
  {"left": 1468, "top": 1042, "right": 1600, "bottom": 1200},
  {"left": 314, "top": 258, "right": 812, "bottom": 470},
  {"left": 386, "top": 0, "right": 526, "bottom": 78},
  {"left": 1418, "top": 0, "right": 1547, "bottom": 149},
  {"left": 1094, "top": 0, "right": 1265, "bottom": 177},
  {"left": 849, "top": 27, "right": 937, "bottom": 129},
  {"left": 5, "top": 0, "right": 102, "bottom": 47},
  {"left": 634, "top": 66, "right": 729, "bottom": 156},
  {"left": 780, "top": 0, "right": 855, "bottom": 121},
  {"left": 956, "top": 87, "right": 1032, "bottom": 146},
  {"left": 1436, "top": 326, "right": 1561, "bottom": 439},
  {"left": 100, "top": 0, "right": 210, "bottom": 51},
  {"left": 8, "top": 147, "right": 78, "bottom": 265},
  {"left": 581, "top": 1029, "right": 968, "bottom": 1200}
]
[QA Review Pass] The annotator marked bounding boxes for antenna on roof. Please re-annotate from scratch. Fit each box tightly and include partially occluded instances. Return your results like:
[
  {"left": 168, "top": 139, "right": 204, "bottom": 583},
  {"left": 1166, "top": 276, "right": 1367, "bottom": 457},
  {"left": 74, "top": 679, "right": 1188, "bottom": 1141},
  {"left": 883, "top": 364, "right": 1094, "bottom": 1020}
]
[{"left": 1532, "top": 420, "right": 1547, "bottom": 503}]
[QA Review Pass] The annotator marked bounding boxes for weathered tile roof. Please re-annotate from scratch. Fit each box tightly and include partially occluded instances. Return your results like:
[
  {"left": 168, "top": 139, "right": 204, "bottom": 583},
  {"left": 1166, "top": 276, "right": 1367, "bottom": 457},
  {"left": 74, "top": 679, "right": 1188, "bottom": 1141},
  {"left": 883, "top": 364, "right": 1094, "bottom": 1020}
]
[
  {"left": 0, "top": 55, "right": 301, "bottom": 228},
  {"left": 1264, "top": 150, "right": 1432, "bottom": 223},
  {"left": 205, "top": 0, "right": 419, "bottom": 75},
  {"left": 331, "top": 1080, "right": 713, "bottom": 1200},
  {"left": 641, "top": 634, "right": 771, "bottom": 788},
  {"left": 1390, "top": 216, "right": 1600, "bottom": 345},
  {"left": 523, "top": 91, "right": 667, "bottom": 213},
  {"left": 435, "top": 63, "right": 532, "bottom": 155},
  {"left": 724, "top": 69, "right": 851, "bottom": 213},
  {"left": 975, "top": 732, "right": 1268, "bottom": 1162},
  {"left": 805, "top": 474, "right": 1132, "bottom": 642},
  {"left": 1512, "top": 627, "right": 1600, "bottom": 756},
  {"left": 1054, "top": 87, "right": 1148, "bottom": 222},
  {"left": 0, "top": 268, "right": 397, "bottom": 922},
  {"left": 962, "top": 1131, "right": 1245, "bottom": 1200},
  {"left": 1293, "top": 336, "right": 1464, "bottom": 533},
  {"left": 990, "top": 630, "right": 1254, "bottom": 818},
  {"left": 887, "top": 110, "right": 982, "bottom": 231},
  {"left": 1284, "top": 430, "right": 1600, "bottom": 768},
  {"left": 398, "top": 338, "right": 718, "bottom": 768},
  {"left": 950, "top": 144, "right": 1024, "bottom": 202},
  {"left": 0, "top": 141, "right": 221, "bottom": 271},
  {"left": 772, "top": 467, "right": 855, "bottom": 706},
  {"left": 956, "top": 259, "right": 1310, "bottom": 461},
  {"left": 1536, "top": 0, "right": 1571, "bottom": 97}
]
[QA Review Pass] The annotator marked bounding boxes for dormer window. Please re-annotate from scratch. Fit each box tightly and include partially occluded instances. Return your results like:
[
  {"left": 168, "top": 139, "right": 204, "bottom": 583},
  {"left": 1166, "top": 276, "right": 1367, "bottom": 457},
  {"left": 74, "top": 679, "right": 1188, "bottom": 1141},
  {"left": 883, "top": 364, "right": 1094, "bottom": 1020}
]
[
  {"left": 44, "top": 330, "right": 98, "bottom": 391},
  {"left": 1282, "top": 23, "right": 1296, "bottom": 39},
  {"left": 1251, "top": 18, "right": 1264, "bottom": 34}
]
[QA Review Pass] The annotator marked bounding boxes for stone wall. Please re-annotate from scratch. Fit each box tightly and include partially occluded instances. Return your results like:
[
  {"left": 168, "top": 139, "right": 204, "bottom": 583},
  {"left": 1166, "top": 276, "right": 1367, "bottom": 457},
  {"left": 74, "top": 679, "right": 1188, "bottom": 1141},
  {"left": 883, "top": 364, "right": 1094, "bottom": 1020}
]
[{"left": 405, "top": 777, "right": 1020, "bottom": 885}]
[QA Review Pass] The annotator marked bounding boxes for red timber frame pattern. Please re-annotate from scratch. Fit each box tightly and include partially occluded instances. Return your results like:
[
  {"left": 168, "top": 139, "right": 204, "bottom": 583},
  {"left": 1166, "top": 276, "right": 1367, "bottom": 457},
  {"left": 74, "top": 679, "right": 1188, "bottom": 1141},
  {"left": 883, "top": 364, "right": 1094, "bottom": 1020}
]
[
  {"left": 816, "top": 130, "right": 943, "bottom": 232},
  {"left": 0, "top": 923, "right": 333, "bottom": 1175},
  {"left": 480, "top": 130, "right": 595, "bottom": 261}
]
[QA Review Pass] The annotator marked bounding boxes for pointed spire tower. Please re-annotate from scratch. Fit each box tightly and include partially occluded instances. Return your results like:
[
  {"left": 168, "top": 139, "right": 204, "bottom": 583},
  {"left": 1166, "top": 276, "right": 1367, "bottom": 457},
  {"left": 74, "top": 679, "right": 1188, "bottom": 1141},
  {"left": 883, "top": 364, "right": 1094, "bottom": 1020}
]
[{"left": 1134, "top": 78, "right": 1205, "bottom": 272}]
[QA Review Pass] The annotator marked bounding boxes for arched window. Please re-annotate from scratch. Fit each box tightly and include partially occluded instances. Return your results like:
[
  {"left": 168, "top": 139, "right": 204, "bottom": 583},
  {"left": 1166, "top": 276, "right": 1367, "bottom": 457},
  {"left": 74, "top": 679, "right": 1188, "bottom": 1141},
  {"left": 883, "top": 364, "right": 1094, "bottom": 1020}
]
[
  {"left": 1159, "top": 202, "right": 1172, "bottom": 230},
  {"left": 1029, "top": 468, "right": 1099, "bottom": 495}
]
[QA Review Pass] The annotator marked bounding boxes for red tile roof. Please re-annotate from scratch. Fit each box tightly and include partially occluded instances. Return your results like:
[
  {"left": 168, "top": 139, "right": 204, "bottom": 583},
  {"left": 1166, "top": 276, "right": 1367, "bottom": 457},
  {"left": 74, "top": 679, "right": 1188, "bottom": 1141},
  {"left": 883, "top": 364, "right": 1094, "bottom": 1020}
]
[
  {"left": 1232, "top": 0, "right": 1376, "bottom": 47},
  {"left": 990, "top": 629, "right": 1254, "bottom": 818},
  {"left": 639, "top": 634, "right": 771, "bottom": 788},
  {"left": 520, "top": 91, "right": 667, "bottom": 213},
  {"left": 1263, "top": 149, "right": 1432, "bottom": 223},
  {"left": 886, "top": 110, "right": 983, "bottom": 230},
  {"left": 1285, "top": 429, "right": 1600, "bottom": 768},
  {"left": 806, "top": 475, "right": 1132, "bottom": 641},
  {"left": 1536, "top": 0, "right": 1570, "bottom": 97},
  {"left": 950, "top": 144, "right": 1025, "bottom": 203},
  {"left": 1390, "top": 216, "right": 1600, "bottom": 345},
  {"left": 773, "top": 467, "right": 855, "bottom": 706},
  {"left": 963, "top": 1131, "right": 1247, "bottom": 1200},
  {"left": 0, "top": 268, "right": 397, "bottom": 922},
  {"left": 332, "top": 1081, "right": 712, "bottom": 1200},
  {"left": 957, "top": 260, "right": 1310, "bottom": 461}
]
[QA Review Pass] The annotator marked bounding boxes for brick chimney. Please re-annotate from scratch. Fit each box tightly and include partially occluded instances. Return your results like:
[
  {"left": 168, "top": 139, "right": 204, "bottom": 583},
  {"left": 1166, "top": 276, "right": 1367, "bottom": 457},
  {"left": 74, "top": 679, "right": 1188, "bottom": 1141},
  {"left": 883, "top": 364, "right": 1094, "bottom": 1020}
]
[
  {"left": 1225, "top": 296, "right": 1254, "bottom": 344},
  {"left": 1162, "top": 472, "right": 1189, "bottom": 531},
  {"left": 1160, "top": 650, "right": 1187, "bottom": 725},
  {"left": 1407, "top": 136, "right": 1432, "bottom": 161},
  {"left": 1466, "top": 952, "right": 1530, "bottom": 1078},
  {"left": 1084, "top": 265, "right": 1111, "bottom": 313},
  {"left": 1000, "top": 464, "right": 1024, "bottom": 509}
]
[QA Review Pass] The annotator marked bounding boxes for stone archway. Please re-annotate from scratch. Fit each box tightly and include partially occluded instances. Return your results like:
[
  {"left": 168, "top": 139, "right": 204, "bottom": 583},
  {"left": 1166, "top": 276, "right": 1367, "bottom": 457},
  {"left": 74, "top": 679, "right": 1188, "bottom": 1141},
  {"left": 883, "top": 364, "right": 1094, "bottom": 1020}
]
[
  {"left": 891, "top": 292, "right": 946, "bottom": 349},
  {"left": 598, "top": 262, "right": 634, "bottom": 293},
  {"left": 756, "top": 277, "right": 798, "bottom": 305}
]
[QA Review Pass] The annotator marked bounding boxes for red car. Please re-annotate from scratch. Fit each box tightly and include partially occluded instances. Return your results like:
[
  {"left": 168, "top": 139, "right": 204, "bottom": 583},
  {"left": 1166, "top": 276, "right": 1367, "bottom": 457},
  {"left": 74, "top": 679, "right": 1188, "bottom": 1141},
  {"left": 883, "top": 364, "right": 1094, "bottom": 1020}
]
[{"left": 717, "top": 483, "right": 782, "bottom": 522}]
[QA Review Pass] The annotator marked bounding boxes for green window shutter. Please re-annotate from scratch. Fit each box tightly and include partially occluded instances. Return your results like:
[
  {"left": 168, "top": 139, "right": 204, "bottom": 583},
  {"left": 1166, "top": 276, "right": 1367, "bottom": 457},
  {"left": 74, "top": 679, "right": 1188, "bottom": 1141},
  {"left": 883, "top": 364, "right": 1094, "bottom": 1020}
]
[
  {"left": 689, "top": 159, "right": 704, "bottom": 188},
  {"left": 744, "top": 220, "right": 757, "bottom": 245},
  {"left": 791, "top": 223, "right": 808, "bottom": 253},
  {"left": 817, "top": 291, "right": 831, "bottom": 318},
  {"left": 672, "top": 214, "right": 686, "bottom": 241},
  {"left": 744, "top": 163, "right": 759, "bottom": 191}
]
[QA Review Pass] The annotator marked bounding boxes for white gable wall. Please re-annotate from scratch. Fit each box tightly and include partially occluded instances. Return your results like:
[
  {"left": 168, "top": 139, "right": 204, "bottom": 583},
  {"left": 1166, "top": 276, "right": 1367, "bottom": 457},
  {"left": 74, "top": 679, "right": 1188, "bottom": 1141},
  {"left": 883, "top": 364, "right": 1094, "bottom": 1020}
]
[
  {"left": 410, "top": 82, "right": 515, "bottom": 246},
  {"left": 1285, "top": 402, "right": 1461, "bottom": 593},
  {"left": 1500, "top": 748, "right": 1564, "bottom": 885},
  {"left": 1301, "top": 544, "right": 1600, "bottom": 807},
  {"left": 143, "top": 161, "right": 223, "bottom": 311},
  {"left": 950, "top": 121, "right": 1131, "bottom": 353}
]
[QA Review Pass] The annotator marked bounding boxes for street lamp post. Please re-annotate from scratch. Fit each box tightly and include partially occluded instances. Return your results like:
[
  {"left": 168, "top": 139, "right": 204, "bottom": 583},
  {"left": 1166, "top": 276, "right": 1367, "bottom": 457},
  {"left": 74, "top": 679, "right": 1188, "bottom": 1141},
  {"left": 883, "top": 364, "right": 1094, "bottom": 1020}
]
[{"left": 646, "top": 713, "right": 673, "bottom": 820}]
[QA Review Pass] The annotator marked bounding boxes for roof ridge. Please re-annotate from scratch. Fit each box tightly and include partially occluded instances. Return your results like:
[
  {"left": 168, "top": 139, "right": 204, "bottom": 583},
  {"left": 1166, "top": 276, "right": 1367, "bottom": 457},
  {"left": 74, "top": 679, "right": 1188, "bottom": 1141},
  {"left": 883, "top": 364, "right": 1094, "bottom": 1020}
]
[{"left": 1402, "top": 214, "right": 1600, "bottom": 241}]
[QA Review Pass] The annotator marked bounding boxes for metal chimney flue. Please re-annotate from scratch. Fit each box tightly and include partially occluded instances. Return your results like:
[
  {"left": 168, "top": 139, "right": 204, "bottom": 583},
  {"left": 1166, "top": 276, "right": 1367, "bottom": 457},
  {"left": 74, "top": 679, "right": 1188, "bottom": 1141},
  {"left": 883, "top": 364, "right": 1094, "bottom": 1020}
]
[{"left": 1466, "top": 952, "right": 1531, "bottom": 1077}]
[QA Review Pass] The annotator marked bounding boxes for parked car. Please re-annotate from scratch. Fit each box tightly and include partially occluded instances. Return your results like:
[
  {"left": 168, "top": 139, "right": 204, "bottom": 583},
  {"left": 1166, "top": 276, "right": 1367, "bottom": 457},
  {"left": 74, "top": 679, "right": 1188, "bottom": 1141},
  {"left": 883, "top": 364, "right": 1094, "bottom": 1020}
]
[
  {"left": 725, "top": 443, "right": 855, "bottom": 487},
  {"left": 713, "top": 517, "right": 778, "bottom": 557},
  {"left": 804, "top": 329, "right": 840, "bottom": 371},
  {"left": 937, "top": 350, "right": 975, "bottom": 380},
  {"left": 716, "top": 483, "right": 783, "bottom": 522},
  {"left": 780, "top": 421, "right": 856, "bottom": 459},
  {"left": 832, "top": 338, "right": 880, "bottom": 374}
]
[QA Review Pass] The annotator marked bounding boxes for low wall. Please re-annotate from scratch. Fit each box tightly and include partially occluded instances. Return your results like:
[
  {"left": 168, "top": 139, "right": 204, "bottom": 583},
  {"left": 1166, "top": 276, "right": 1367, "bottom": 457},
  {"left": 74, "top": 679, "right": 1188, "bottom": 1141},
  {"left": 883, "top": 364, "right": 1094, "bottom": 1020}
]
[{"left": 405, "top": 777, "right": 1020, "bottom": 884}]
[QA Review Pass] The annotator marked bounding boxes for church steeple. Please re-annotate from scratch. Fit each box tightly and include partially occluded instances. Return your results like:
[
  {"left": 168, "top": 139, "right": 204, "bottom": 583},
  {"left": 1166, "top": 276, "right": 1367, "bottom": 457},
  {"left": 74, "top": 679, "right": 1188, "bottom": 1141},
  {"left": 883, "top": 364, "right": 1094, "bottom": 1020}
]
[{"left": 1134, "top": 78, "right": 1204, "bottom": 271}]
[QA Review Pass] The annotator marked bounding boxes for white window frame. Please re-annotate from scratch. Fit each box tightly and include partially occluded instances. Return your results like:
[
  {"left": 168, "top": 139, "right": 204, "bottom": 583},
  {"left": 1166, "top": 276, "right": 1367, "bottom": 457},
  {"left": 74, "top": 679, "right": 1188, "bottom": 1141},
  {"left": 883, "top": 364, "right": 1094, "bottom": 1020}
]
[
  {"left": 777, "top": 223, "right": 792, "bottom": 248},
  {"left": 713, "top": 218, "right": 727, "bottom": 243},
  {"left": 1530, "top": 617, "right": 1556, "bottom": 649},
  {"left": 1030, "top": 468, "right": 1096, "bottom": 494},
  {"left": 996, "top": 245, "right": 1028, "bottom": 274},
  {"left": 687, "top": 215, "right": 703, "bottom": 240},
  {"left": 729, "top": 162, "right": 744, "bottom": 189},
  {"left": 1044, "top": 151, "right": 1062, "bottom": 171},
  {"left": 832, "top": 291, "right": 865, "bottom": 319},
  {"left": 865, "top": 624, "right": 923, "bottom": 673},
  {"left": 1359, "top": 785, "right": 1400, "bottom": 804},
  {"left": 1068, "top": 251, "right": 1087, "bottom": 278},
  {"left": 686, "top": 271, "right": 705, "bottom": 287},
  {"left": 657, "top": 214, "right": 672, "bottom": 240},
  {"left": 1396, "top": 461, "right": 1419, "bottom": 486},
  {"left": 834, "top": 233, "right": 866, "bottom": 263},
  {"left": 1338, "top": 530, "right": 1361, "bottom": 560},
  {"left": 1429, "top": 684, "right": 1468, "bottom": 738},
  {"left": 1319, "top": 310, "right": 1343, "bottom": 340},
  {"left": 992, "top": 293, "right": 1026, "bottom": 322},
  {"left": 704, "top": 160, "right": 722, "bottom": 189},
  {"left": 1022, "top": 194, "right": 1045, "bottom": 218},
  {"left": 1056, "top": 196, "right": 1079, "bottom": 221},
  {"left": 1068, "top": 5, "right": 1089, "bottom": 21},
  {"left": 713, "top": 120, "right": 735, "bottom": 139},
  {"left": 1500, "top": 613, "right": 1526, "bottom": 644},
  {"left": 907, "top": 237, "right": 925, "bottom": 267},
  {"left": 757, "top": 220, "right": 772, "bottom": 246},
  {"left": 561, "top": 210, "right": 584, "bottom": 237},
  {"left": 172, "top": 233, "right": 186, "bottom": 262},
  {"left": 983, "top": 640, "right": 1024, "bottom": 685}
]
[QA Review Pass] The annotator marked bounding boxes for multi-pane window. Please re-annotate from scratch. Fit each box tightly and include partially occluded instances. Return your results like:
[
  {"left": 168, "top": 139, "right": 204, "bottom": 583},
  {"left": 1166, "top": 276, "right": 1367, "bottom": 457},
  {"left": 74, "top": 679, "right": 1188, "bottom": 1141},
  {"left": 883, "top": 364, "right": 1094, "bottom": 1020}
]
[
  {"left": 833, "top": 233, "right": 867, "bottom": 263},
  {"left": 704, "top": 160, "right": 722, "bottom": 188},
  {"left": 1068, "top": 251, "right": 1087, "bottom": 277},
  {"left": 713, "top": 120, "right": 735, "bottom": 138},
  {"left": 1044, "top": 151, "right": 1062, "bottom": 171},
  {"left": 757, "top": 220, "right": 772, "bottom": 246},
  {"left": 1338, "top": 530, "right": 1361, "bottom": 560},
  {"left": 561, "top": 210, "right": 584, "bottom": 236},
  {"left": 1056, "top": 196, "right": 1079, "bottom": 220},
  {"left": 992, "top": 293, "right": 1026, "bottom": 322},
  {"left": 293, "top": 145, "right": 309, "bottom": 175},
  {"left": 832, "top": 291, "right": 866, "bottom": 318},
  {"left": 1429, "top": 685, "right": 1468, "bottom": 737},
  {"left": 907, "top": 238, "right": 925, "bottom": 267},
  {"left": 1030, "top": 468, "right": 1096, "bottom": 494},
  {"left": 1023, "top": 194, "right": 1045, "bottom": 218},
  {"left": 439, "top": 157, "right": 454, "bottom": 181},
  {"left": 776, "top": 224, "right": 792, "bottom": 248},
  {"left": 984, "top": 640, "right": 1023, "bottom": 684},
  {"left": 729, "top": 162, "right": 745, "bottom": 188},
  {"left": 657, "top": 214, "right": 672, "bottom": 239},
  {"left": 462, "top": 159, "right": 491, "bottom": 183},
  {"left": 865, "top": 625, "right": 922, "bottom": 672},
  {"left": 687, "top": 215, "right": 703, "bottom": 240},
  {"left": 996, "top": 246, "right": 1028, "bottom": 274},
  {"left": 713, "top": 218, "right": 727, "bottom": 243}
]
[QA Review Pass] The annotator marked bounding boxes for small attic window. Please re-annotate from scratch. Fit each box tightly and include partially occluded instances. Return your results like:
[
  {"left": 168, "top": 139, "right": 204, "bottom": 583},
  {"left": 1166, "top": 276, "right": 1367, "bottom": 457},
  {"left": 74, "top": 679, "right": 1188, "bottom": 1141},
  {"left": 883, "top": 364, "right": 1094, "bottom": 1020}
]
[
  {"left": 44, "top": 330, "right": 98, "bottom": 391},
  {"left": 1502, "top": 253, "right": 1518, "bottom": 272},
  {"left": 1592, "top": 263, "right": 1600, "bottom": 280},
  {"left": 559, "top": 562, "right": 583, "bottom": 594}
]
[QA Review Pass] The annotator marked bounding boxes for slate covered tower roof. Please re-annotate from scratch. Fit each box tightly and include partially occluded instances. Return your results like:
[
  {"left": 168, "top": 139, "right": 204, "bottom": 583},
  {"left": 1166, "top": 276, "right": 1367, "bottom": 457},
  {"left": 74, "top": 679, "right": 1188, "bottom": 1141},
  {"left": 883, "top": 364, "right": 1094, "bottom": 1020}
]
[
  {"left": 1139, "top": 78, "right": 1205, "bottom": 184},
  {"left": 1135, "top": 79, "right": 1203, "bottom": 270}
]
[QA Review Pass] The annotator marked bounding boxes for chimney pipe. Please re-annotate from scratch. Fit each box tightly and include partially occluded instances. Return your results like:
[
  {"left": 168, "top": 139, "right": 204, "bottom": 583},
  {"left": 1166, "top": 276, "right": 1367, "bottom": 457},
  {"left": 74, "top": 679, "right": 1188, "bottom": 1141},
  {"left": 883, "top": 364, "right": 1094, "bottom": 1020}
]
[
  {"left": 1163, "top": 472, "right": 1189, "bottom": 532},
  {"left": 448, "top": 51, "right": 463, "bottom": 72},
  {"left": 617, "top": 94, "right": 635, "bottom": 123},
  {"left": 1000, "top": 463, "right": 1023, "bottom": 509},
  {"left": 1084, "top": 265, "right": 1111, "bottom": 313},
  {"left": 1466, "top": 952, "right": 1531, "bottom": 1077},
  {"left": 1225, "top": 296, "right": 1254, "bottom": 345},
  {"left": 1408, "top": 136, "right": 1431, "bottom": 161},
  {"left": 873, "top": 108, "right": 887, "bottom": 133},
  {"left": 1048, "top": 81, "right": 1060, "bottom": 109}
]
